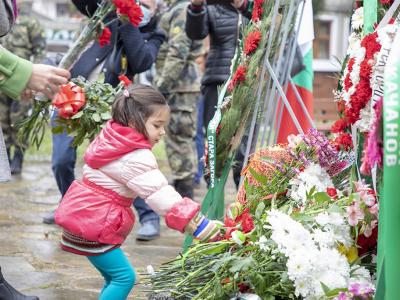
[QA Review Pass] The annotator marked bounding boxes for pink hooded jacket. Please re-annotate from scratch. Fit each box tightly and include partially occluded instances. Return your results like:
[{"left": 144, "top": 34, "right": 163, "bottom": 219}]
[{"left": 55, "top": 120, "right": 200, "bottom": 245}]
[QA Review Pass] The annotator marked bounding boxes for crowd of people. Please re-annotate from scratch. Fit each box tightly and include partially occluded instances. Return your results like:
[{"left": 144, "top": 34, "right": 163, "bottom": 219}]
[{"left": 0, "top": 0, "right": 253, "bottom": 299}]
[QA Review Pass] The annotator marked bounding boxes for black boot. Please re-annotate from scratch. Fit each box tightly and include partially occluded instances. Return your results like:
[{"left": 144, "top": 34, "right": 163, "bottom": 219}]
[
  {"left": 0, "top": 267, "right": 39, "bottom": 300},
  {"left": 174, "top": 178, "right": 194, "bottom": 199},
  {"left": 10, "top": 147, "right": 24, "bottom": 175}
]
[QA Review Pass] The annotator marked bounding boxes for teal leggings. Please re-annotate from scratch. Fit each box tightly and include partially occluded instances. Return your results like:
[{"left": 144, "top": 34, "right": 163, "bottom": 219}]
[{"left": 87, "top": 248, "right": 136, "bottom": 300}]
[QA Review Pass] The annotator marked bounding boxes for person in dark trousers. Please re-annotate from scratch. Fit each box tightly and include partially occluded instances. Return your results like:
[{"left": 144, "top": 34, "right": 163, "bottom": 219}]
[
  {"left": 43, "top": 0, "right": 166, "bottom": 241},
  {"left": 185, "top": 0, "right": 251, "bottom": 188}
]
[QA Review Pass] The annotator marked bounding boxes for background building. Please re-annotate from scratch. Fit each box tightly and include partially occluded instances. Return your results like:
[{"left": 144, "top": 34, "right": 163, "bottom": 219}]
[
  {"left": 312, "top": 0, "right": 352, "bottom": 131},
  {"left": 21, "top": 0, "right": 82, "bottom": 54}
]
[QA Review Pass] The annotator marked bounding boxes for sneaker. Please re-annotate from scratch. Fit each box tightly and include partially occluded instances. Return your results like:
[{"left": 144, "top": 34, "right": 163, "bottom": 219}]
[
  {"left": 42, "top": 211, "right": 55, "bottom": 224},
  {"left": 136, "top": 220, "right": 160, "bottom": 241}
]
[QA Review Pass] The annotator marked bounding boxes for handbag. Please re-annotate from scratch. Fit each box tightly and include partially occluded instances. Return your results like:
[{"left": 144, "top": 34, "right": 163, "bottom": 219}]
[{"left": 0, "top": 0, "right": 14, "bottom": 37}]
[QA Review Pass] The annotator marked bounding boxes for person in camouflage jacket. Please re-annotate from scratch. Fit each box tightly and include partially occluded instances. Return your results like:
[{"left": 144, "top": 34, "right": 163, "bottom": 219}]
[
  {"left": 0, "top": 4, "right": 46, "bottom": 175},
  {"left": 154, "top": 0, "right": 203, "bottom": 199}
]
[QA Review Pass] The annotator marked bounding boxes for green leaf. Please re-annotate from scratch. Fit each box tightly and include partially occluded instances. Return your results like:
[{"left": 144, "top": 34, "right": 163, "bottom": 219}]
[
  {"left": 51, "top": 126, "right": 64, "bottom": 134},
  {"left": 71, "top": 111, "right": 84, "bottom": 119},
  {"left": 314, "top": 192, "right": 331, "bottom": 203},
  {"left": 101, "top": 111, "right": 112, "bottom": 120},
  {"left": 320, "top": 282, "right": 331, "bottom": 295},
  {"left": 92, "top": 113, "right": 101, "bottom": 122},
  {"left": 228, "top": 257, "right": 254, "bottom": 273},
  {"left": 255, "top": 202, "right": 265, "bottom": 219},
  {"left": 248, "top": 167, "right": 269, "bottom": 185}
]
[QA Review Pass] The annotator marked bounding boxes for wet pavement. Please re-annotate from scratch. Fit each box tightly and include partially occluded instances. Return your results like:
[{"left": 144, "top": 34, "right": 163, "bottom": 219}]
[{"left": 0, "top": 161, "right": 237, "bottom": 299}]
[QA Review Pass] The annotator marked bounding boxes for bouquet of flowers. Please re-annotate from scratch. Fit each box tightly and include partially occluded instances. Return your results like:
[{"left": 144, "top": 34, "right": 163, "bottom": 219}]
[
  {"left": 17, "top": 0, "right": 142, "bottom": 148},
  {"left": 330, "top": 1, "right": 399, "bottom": 177},
  {"left": 147, "top": 131, "right": 377, "bottom": 300}
]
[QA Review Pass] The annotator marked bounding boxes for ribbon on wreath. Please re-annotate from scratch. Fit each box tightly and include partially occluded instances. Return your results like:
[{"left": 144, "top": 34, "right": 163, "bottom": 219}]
[
  {"left": 376, "top": 25, "right": 400, "bottom": 300},
  {"left": 52, "top": 82, "right": 86, "bottom": 119}
]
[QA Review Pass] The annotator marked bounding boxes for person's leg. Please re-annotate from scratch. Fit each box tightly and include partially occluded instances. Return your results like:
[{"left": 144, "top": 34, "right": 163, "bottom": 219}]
[
  {"left": 194, "top": 95, "right": 205, "bottom": 185},
  {"left": 9, "top": 98, "right": 31, "bottom": 174},
  {"left": 0, "top": 95, "right": 12, "bottom": 162},
  {"left": 51, "top": 110, "right": 77, "bottom": 197},
  {"left": 44, "top": 111, "right": 77, "bottom": 224},
  {"left": 165, "top": 92, "right": 199, "bottom": 199},
  {"left": 87, "top": 248, "right": 136, "bottom": 300},
  {"left": 134, "top": 197, "right": 160, "bottom": 241}
]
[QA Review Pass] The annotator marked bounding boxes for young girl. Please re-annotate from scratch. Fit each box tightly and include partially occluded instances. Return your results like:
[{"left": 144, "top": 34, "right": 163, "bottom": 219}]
[{"left": 55, "top": 84, "right": 220, "bottom": 300}]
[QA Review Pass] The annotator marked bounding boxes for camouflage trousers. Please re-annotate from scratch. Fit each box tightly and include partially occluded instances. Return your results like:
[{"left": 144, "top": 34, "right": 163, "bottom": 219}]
[
  {"left": 165, "top": 92, "right": 199, "bottom": 181},
  {"left": 0, "top": 94, "right": 31, "bottom": 148}
]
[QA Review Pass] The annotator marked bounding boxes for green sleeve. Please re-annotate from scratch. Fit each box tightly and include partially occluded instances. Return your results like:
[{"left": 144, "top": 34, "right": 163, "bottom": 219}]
[{"left": 0, "top": 47, "right": 33, "bottom": 99}]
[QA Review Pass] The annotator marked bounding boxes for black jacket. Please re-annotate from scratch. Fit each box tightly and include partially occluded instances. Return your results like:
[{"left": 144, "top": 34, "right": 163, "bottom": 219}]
[
  {"left": 71, "top": 0, "right": 165, "bottom": 87},
  {"left": 186, "top": 4, "right": 247, "bottom": 86}
]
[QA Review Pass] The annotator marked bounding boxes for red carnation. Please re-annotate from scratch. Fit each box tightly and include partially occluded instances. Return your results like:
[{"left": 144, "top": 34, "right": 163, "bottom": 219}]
[
  {"left": 118, "top": 75, "right": 132, "bottom": 87},
  {"left": 333, "top": 133, "right": 353, "bottom": 151},
  {"left": 331, "top": 118, "right": 348, "bottom": 134},
  {"left": 380, "top": 0, "right": 393, "bottom": 5},
  {"left": 244, "top": 30, "right": 262, "bottom": 55},
  {"left": 337, "top": 101, "right": 345, "bottom": 113},
  {"left": 113, "top": 0, "right": 143, "bottom": 27},
  {"left": 344, "top": 58, "right": 355, "bottom": 90},
  {"left": 98, "top": 27, "right": 111, "bottom": 47},
  {"left": 252, "top": 0, "right": 263, "bottom": 22},
  {"left": 238, "top": 210, "right": 254, "bottom": 233},
  {"left": 228, "top": 65, "right": 247, "bottom": 92},
  {"left": 326, "top": 187, "right": 338, "bottom": 199}
]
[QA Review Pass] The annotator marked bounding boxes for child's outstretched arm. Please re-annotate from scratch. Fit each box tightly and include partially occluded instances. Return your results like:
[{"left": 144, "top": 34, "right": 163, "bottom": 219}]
[{"left": 120, "top": 150, "right": 221, "bottom": 241}]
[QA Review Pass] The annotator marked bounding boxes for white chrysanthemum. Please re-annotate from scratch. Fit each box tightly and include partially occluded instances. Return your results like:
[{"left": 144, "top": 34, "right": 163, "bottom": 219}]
[
  {"left": 256, "top": 235, "right": 269, "bottom": 251},
  {"left": 350, "top": 266, "right": 373, "bottom": 285},
  {"left": 288, "top": 163, "right": 334, "bottom": 206},
  {"left": 268, "top": 210, "right": 351, "bottom": 299},
  {"left": 351, "top": 7, "right": 364, "bottom": 30}
]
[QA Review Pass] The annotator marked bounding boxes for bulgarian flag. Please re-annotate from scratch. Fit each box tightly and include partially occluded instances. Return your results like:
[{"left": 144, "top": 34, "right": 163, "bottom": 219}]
[{"left": 276, "top": 0, "right": 314, "bottom": 143}]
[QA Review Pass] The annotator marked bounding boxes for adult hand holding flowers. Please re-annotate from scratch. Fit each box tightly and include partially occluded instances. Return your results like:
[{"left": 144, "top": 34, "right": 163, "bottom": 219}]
[{"left": 27, "top": 64, "right": 71, "bottom": 99}]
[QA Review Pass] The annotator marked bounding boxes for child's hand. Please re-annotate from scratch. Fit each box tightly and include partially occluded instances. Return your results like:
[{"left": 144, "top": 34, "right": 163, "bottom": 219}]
[{"left": 192, "top": 216, "right": 223, "bottom": 242}]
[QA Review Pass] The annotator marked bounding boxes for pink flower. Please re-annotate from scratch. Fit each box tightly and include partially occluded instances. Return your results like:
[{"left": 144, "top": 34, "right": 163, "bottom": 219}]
[
  {"left": 364, "top": 220, "right": 378, "bottom": 238},
  {"left": 347, "top": 202, "right": 365, "bottom": 226},
  {"left": 369, "top": 203, "right": 379, "bottom": 215},
  {"left": 362, "top": 193, "right": 376, "bottom": 207}
]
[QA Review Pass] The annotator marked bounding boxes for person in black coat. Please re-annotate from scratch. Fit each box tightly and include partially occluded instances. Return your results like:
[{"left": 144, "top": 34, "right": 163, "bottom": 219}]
[
  {"left": 44, "top": 0, "right": 165, "bottom": 241},
  {"left": 185, "top": 0, "right": 250, "bottom": 188}
]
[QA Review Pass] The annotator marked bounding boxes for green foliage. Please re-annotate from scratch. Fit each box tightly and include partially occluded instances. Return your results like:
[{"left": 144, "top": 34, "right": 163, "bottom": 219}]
[{"left": 50, "top": 77, "right": 118, "bottom": 147}]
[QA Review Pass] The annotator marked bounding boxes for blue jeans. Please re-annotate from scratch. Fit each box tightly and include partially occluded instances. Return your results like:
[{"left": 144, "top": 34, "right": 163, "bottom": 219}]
[
  {"left": 87, "top": 248, "right": 136, "bottom": 300},
  {"left": 51, "top": 111, "right": 160, "bottom": 223},
  {"left": 194, "top": 96, "right": 204, "bottom": 184}
]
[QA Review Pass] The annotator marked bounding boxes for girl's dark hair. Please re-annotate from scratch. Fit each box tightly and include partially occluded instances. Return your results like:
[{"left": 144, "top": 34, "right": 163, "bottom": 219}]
[{"left": 112, "top": 84, "right": 168, "bottom": 137}]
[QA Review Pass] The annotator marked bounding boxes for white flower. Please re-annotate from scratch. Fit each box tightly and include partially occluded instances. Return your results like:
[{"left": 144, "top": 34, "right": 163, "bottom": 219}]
[
  {"left": 256, "top": 235, "right": 269, "bottom": 251},
  {"left": 267, "top": 210, "right": 351, "bottom": 299},
  {"left": 288, "top": 163, "right": 334, "bottom": 206},
  {"left": 287, "top": 134, "right": 303, "bottom": 148},
  {"left": 351, "top": 8, "right": 364, "bottom": 30},
  {"left": 231, "top": 230, "right": 246, "bottom": 245},
  {"left": 350, "top": 266, "right": 373, "bottom": 285},
  {"left": 146, "top": 265, "right": 155, "bottom": 275}
]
